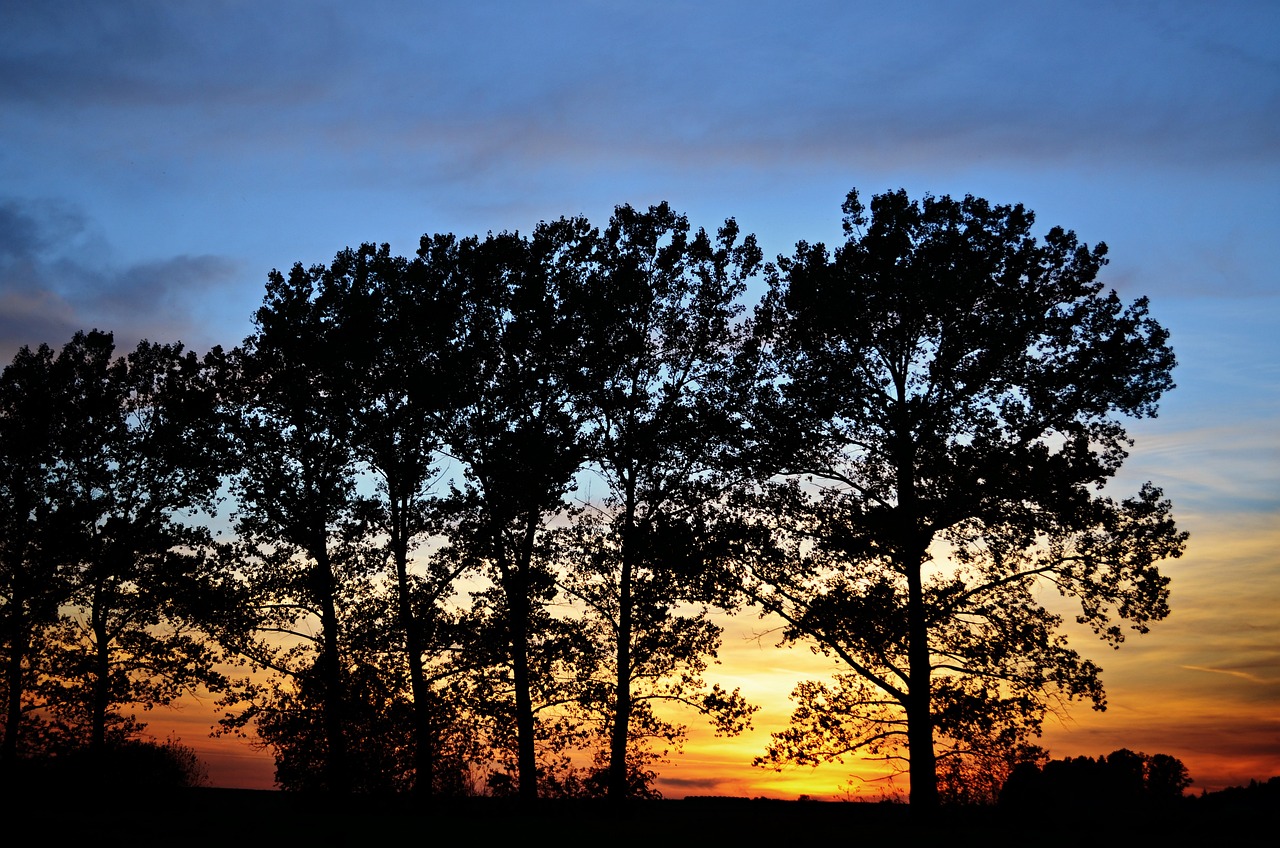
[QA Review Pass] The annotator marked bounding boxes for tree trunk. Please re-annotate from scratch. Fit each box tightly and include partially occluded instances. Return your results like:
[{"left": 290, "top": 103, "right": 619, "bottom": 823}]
[
  {"left": 905, "top": 547, "right": 939, "bottom": 810},
  {"left": 314, "top": 548, "right": 350, "bottom": 794},
  {"left": 895, "top": 388, "right": 938, "bottom": 810},
  {"left": 509, "top": 513, "right": 541, "bottom": 800},
  {"left": 609, "top": 554, "right": 634, "bottom": 800},
  {"left": 392, "top": 523, "right": 435, "bottom": 798},
  {"left": 2, "top": 533, "right": 33, "bottom": 763},
  {"left": 89, "top": 583, "right": 110, "bottom": 753},
  {"left": 2, "top": 621, "right": 29, "bottom": 761},
  {"left": 510, "top": 599, "right": 537, "bottom": 800},
  {"left": 608, "top": 482, "right": 637, "bottom": 800}
]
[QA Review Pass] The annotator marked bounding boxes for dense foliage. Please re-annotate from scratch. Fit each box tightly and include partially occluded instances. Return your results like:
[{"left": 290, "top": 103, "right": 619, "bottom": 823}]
[
  {"left": 0, "top": 191, "right": 1184, "bottom": 804},
  {"left": 746, "top": 190, "right": 1185, "bottom": 807}
]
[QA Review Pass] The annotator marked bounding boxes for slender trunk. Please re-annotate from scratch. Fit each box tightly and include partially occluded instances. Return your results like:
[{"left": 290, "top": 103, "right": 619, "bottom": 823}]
[
  {"left": 905, "top": 546, "right": 938, "bottom": 810},
  {"left": 2, "top": 534, "right": 33, "bottom": 763},
  {"left": 608, "top": 480, "right": 637, "bottom": 800},
  {"left": 510, "top": 587, "right": 537, "bottom": 800},
  {"left": 2, "top": 620, "right": 29, "bottom": 761},
  {"left": 509, "top": 512, "right": 541, "bottom": 800},
  {"left": 314, "top": 547, "right": 350, "bottom": 794},
  {"left": 894, "top": 378, "right": 938, "bottom": 810},
  {"left": 90, "top": 585, "right": 110, "bottom": 753},
  {"left": 392, "top": 514, "right": 434, "bottom": 798}
]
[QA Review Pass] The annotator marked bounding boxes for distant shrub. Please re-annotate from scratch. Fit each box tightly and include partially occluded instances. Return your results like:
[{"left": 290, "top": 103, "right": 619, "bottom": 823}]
[
  {"left": 999, "top": 749, "right": 1191, "bottom": 809},
  {"left": 10, "top": 736, "right": 209, "bottom": 792}
]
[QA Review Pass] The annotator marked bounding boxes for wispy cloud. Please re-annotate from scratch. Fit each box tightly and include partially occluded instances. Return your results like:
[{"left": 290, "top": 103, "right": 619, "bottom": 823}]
[
  {"left": 1182, "top": 665, "right": 1278, "bottom": 685},
  {"left": 4, "top": 2, "right": 1275, "bottom": 189},
  {"left": 0, "top": 198, "right": 243, "bottom": 358}
]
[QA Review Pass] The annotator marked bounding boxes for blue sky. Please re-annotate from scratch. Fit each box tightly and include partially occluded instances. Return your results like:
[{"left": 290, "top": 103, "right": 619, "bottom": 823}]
[{"left": 2, "top": 0, "right": 1276, "bottom": 794}]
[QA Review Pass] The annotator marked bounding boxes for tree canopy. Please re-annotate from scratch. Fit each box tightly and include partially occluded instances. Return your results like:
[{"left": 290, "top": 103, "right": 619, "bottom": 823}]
[
  {"left": 1, "top": 189, "right": 1186, "bottom": 805},
  {"left": 2, "top": 332, "right": 230, "bottom": 761},
  {"left": 747, "top": 188, "right": 1186, "bottom": 807},
  {"left": 569, "top": 202, "right": 762, "bottom": 798}
]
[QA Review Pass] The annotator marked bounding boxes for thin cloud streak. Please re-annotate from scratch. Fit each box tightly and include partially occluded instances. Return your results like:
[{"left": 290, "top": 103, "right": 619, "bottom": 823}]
[
  {"left": 3, "top": 2, "right": 1275, "bottom": 186},
  {"left": 1182, "top": 666, "right": 1278, "bottom": 686}
]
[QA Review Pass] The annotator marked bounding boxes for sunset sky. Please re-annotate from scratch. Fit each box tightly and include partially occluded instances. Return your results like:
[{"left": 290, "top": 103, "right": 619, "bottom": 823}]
[{"left": 2, "top": 1, "right": 1276, "bottom": 797}]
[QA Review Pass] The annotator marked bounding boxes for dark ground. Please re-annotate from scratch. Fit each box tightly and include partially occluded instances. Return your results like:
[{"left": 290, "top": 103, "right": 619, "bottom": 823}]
[{"left": 12, "top": 787, "right": 1273, "bottom": 847}]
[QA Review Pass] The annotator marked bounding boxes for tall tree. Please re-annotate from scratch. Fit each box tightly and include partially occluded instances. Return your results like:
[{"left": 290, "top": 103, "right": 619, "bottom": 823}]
[
  {"left": 570, "top": 203, "right": 761, "bottom": 798},
  {"left": 229, "top": 266, "right": 371, "bottom": 794},
  {"left": 435, "top": 219, "right": 594, "bottom": 799},
  {"left": 323, "top": 240, "right": 473, "bottom": 796},
  {"left": 748, "top": 189, "right": 1187, "bottom": 808},
  {"left": 0, "top": 343, "right": 64, "bottom": 760},
  {"left": 29, "top": 332, "right": 229, "bottom": 754}
]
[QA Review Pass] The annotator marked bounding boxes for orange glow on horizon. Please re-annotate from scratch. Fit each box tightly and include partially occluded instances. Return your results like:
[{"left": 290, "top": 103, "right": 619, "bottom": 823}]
[{"left": 138, "top": 514, "right": 1278, "bottom": 797}]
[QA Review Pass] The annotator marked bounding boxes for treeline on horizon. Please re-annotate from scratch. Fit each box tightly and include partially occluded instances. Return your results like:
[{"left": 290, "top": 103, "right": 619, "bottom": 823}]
[{"left": 1, "top": 189, "right": 1193, "bottom": 806}]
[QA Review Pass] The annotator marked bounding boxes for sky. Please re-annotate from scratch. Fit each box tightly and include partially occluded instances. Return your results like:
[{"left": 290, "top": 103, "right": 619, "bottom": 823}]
[{"left": 2, "top": 0, "right": 1277, "bottom": 797}]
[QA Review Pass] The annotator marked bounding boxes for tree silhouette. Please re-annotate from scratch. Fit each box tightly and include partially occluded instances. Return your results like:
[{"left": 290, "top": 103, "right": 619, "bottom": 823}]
[
  {"left": 1145, "top": 752, "right": 1193, "bottom": 802},
  {"left": 433, "top": 220, "right": 595, "bottom": 799},
  {"left": 30, "top": 332, "right": 229, "bottom": 755},
  {"left": 569, "top": 202, "right": 761, "bottom": 798},
  {"left": 321, "top": 241, "right": 474, "bottom": 796},
  {"left": 1, "top": 342, "right": 65, "bottom": 760},
  {"left": 748, "top": 189, "right": 1187, "bottom": 808},
  {"left": 1000, "top": 748, "right": 1193, "bottom": 808},
  {"left": 1, "top": 191, "right": 1200, "bottom": 803},
  {"left": 227, "top": 266, "right": 375, "bottom": 794}
]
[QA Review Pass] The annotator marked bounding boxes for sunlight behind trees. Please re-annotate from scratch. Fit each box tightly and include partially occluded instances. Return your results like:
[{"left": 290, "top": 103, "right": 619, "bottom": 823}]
[{"left": 1, "top": 190, "right": 1189, "bottom": 805}]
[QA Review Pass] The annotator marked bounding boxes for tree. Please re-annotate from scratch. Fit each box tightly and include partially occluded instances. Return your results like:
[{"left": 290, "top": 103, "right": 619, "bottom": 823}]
[
  {"left": 935, "top": 741, "right": 1047, "bottom": 806},
  {"left": 31, "top": 332, "right": 230, "bottom": 755},
  {"left": 999, "top": 748, "right": 1192, "bottom": 808},
  {"left": 434, "top": 219, "right": 595, "bottom": 799},
  {"left": 748, "top": 189, "right": 1187, "bottom": 808},
  {"left": 321, "top": 241, "right": 474, "bottom": 796},
  {"left": 0, "top": 342, "right": 64, "bottom": 761},
  {"left": 460, "top": 566, "right": 600, "bottom": 799},
  {"left": 569, "top": 202, "right": 761, "bottom": 798},
  {"left": 243, "top": 652, "right": 419, "bottom": 794},
  {"left": 227, "top": 266, "right": 374, "bottom": 794},
  {"left": 1145, "top": 752, "right": 1193, "bottom": 802}
]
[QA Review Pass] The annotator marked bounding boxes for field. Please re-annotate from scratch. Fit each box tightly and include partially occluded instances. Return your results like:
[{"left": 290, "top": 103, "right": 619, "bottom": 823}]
[{"left": 18, "top": 788, "right": 1270, "bottom": 847}]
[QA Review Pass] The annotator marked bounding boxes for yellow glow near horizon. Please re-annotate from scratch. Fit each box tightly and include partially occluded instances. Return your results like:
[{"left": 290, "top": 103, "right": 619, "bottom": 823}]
[{"left": 138, "top": 511, "right": 1278, "bottom": 797}]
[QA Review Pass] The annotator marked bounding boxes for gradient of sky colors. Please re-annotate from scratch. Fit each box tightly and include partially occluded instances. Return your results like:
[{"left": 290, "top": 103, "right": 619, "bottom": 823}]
[{"left": 2, "top": 1, "right": 1276, "bottom": 797}]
